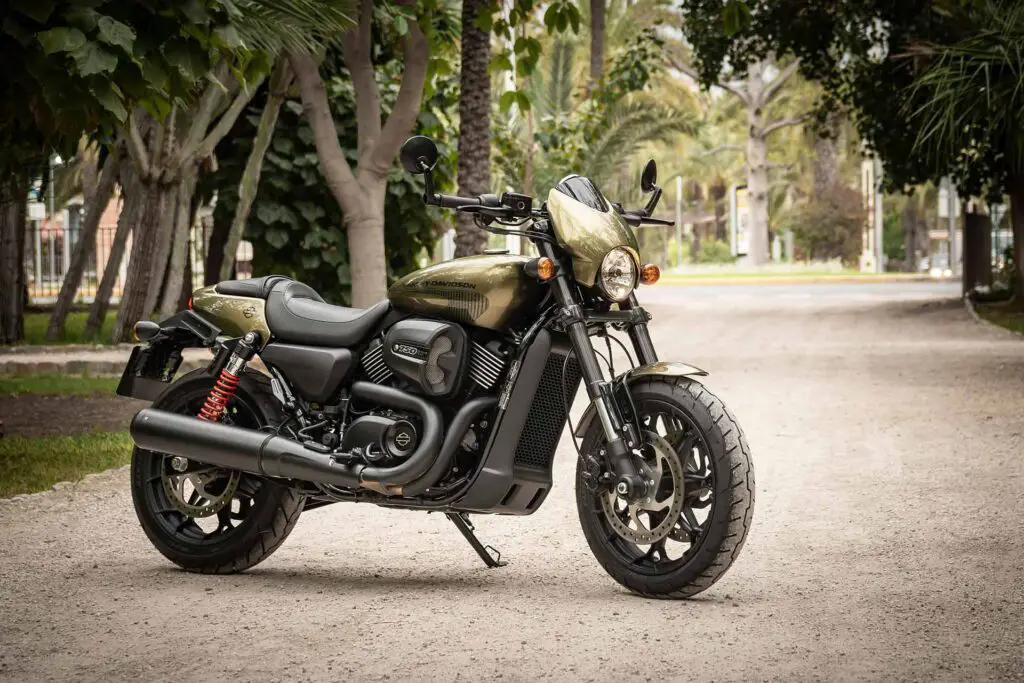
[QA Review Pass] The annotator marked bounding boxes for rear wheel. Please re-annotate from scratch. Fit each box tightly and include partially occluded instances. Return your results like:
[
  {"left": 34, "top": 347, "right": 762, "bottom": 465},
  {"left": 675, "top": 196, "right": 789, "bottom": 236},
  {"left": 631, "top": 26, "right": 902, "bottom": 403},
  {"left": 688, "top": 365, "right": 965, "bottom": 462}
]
[
  {"left": 130, "top": 369, "right": 304, "bottom": 573},
  {"left": 576, "top": 377, "right": 754, "bottom": 598}
]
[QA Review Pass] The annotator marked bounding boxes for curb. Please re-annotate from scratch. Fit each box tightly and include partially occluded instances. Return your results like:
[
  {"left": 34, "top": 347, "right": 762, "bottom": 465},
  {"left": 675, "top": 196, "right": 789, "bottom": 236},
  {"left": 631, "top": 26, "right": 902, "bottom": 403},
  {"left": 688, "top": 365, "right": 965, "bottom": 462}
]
[
  {"left": 0, "top": 465, "right": 131, "bottom": 506},
  {"left": 0, "top": 343, "right": 137, "bottom": 356},
  {"left": 963, "top": 295, "right": 1024, "bottom": 338},
  {"left": 0, "top": 358, "right": 210, "bottom": 377},
  {"left": 660, "top": 275, "right": 939, "bottom": 287}
]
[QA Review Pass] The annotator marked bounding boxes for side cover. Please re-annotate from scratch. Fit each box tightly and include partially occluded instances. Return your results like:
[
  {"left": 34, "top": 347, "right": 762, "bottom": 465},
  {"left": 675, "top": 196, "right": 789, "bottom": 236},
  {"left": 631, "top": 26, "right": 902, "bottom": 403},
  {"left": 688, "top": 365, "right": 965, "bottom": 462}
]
[
  {"left": 387, "top": 254, "right": 546, "bottom": 332},
  {"left": 191, "top": 285, "right": 271, "bottom": 346}
]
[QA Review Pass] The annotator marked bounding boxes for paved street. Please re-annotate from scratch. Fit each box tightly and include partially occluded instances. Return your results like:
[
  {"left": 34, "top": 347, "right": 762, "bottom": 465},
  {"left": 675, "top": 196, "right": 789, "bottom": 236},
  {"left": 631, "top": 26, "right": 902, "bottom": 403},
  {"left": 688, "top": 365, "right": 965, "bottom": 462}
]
[{"left": 2, "top": 281, "right": 1022, "bottom": 681}]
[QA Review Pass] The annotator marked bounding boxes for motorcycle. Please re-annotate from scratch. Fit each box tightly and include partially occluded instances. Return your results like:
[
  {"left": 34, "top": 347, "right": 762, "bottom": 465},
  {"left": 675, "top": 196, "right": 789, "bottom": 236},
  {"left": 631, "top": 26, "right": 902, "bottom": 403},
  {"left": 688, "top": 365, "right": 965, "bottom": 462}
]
[{"left": 121, "top": 135, "right": 754, "bottom": 597}]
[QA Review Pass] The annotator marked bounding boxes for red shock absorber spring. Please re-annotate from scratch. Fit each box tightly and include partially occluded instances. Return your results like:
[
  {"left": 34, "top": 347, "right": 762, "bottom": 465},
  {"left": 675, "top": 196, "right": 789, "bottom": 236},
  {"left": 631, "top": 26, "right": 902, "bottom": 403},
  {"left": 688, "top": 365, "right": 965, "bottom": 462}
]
[{"left": 197, "top": 369, "right": 242, "bottom": 421}]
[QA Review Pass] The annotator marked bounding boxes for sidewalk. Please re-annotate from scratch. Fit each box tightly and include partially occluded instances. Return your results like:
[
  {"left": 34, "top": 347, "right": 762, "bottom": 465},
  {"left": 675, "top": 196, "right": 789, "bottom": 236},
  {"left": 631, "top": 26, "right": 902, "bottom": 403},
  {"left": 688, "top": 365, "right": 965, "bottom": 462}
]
[{"left": 0, "top": 345, "right": 213, "bottom": 376}]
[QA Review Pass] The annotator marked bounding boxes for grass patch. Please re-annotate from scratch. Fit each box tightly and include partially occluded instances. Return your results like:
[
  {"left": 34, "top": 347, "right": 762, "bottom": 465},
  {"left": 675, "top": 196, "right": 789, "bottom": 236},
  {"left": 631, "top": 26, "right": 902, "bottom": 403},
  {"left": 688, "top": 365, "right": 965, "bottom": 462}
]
[
  {"left": 21, "top": 310, "right": 117, "bottom": 346},
  {"left": 975, "top": 300, "right": 1024, "bottom": 335},
  {"left": 0, "top": 432, "right": 133, "bottom": 498},
  {"left": 0, "top": 374, "right": 119, "bottom": 397}
]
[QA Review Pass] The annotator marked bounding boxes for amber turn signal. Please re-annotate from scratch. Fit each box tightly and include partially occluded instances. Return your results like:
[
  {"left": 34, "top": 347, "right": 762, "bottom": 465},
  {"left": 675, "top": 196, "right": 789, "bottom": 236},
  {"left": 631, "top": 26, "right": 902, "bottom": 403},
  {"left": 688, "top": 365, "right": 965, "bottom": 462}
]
[
  {"left": 640, "top": 263, "right": 660, "bottom": 285},
  {"left": 525, "top": 257, "right": 557, "bottom": 281},
  {"left": 536, "top": 257, "right": 556, "bottom": 281}
]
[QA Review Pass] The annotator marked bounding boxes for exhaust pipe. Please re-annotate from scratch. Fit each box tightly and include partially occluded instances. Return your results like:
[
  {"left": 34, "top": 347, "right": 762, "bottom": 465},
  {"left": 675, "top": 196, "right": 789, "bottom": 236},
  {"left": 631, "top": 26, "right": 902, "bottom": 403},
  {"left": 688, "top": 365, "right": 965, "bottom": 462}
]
[{"left": 130, "top": 381, "right": 444, "bottom": 494}]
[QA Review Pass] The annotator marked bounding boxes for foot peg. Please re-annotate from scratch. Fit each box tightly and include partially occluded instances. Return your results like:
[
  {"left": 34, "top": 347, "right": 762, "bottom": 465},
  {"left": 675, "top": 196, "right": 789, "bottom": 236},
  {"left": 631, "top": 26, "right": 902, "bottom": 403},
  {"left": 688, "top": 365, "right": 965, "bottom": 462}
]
[{"left": 446, "top": 512, "right": 507, "bottom": 568}]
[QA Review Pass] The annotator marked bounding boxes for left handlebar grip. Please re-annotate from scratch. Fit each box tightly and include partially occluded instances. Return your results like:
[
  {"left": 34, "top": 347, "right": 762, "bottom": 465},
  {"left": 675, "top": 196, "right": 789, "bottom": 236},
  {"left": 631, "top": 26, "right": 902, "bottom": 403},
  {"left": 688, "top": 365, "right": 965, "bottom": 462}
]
[{"left": 435, "top": 193, "right": 481, "bottom": 209}]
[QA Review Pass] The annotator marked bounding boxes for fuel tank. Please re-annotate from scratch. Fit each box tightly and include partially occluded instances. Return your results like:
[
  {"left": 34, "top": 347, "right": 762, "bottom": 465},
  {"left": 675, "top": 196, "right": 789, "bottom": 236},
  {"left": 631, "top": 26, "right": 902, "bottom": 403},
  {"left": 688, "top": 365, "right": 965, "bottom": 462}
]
[{"left": 388, "top": 254, "right": 546, "bottom": 332}]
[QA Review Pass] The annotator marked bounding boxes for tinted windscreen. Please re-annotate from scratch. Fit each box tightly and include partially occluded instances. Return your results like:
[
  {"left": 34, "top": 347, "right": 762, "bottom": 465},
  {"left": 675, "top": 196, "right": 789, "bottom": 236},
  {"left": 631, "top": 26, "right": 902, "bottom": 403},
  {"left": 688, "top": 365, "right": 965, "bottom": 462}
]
[{"left": 554, "top": 174, "right": 609, "bottom": 213}]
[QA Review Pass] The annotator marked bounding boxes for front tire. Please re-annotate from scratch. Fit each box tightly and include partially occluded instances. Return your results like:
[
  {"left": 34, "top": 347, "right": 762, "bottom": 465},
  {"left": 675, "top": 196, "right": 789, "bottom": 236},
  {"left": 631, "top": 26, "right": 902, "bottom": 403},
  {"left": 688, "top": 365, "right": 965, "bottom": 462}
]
[
  {"left": 130, "top": 369, "right": 304, "bottom": 573},
  {"left": 576, "top": 376, "right": 754, "bottom": 598}
]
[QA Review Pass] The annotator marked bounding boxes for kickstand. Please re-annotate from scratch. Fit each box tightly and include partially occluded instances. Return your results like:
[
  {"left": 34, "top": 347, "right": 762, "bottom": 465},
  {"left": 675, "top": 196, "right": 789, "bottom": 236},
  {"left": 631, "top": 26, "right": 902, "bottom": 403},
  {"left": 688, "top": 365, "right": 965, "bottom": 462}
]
[{"left": 445, "top": 512, "right": 508, "bottom": 568}]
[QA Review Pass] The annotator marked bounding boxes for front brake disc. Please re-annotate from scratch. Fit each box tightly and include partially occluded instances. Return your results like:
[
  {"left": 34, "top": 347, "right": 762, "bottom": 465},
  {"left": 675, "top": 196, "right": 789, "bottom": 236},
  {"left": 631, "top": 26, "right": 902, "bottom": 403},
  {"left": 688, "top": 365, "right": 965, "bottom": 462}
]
[{"left": 600, "top": 431, "right": 684, "bottom": 545}]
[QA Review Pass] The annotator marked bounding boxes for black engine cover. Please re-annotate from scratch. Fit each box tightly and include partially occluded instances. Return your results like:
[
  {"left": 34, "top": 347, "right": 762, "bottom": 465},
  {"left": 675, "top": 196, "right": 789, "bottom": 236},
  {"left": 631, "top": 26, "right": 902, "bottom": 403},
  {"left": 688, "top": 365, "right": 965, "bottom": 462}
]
[{"left": 382, "top": 320, "right": 467, "bottom": 397}]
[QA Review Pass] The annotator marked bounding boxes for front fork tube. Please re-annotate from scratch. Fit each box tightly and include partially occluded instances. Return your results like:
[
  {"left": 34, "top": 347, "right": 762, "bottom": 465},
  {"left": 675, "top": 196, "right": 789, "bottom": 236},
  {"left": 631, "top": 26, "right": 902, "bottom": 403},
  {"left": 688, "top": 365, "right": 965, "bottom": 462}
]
[
  {"left": 542, "top": 245, "right": 649, "bottom": 497},
  {"left": 622, "top": 293, "right": 658, "bottom": 365}
]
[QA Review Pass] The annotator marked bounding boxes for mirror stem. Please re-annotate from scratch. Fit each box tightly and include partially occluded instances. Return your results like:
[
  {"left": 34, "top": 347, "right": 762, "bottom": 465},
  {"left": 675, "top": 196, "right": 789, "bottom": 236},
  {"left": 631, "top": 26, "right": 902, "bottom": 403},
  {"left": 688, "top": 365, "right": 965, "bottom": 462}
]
[
  {"left": 642, "top": 187, "right": 662, "bottom": 217},
  {"left": 423, "top": 169, "right": 437, "bottom": 205}
]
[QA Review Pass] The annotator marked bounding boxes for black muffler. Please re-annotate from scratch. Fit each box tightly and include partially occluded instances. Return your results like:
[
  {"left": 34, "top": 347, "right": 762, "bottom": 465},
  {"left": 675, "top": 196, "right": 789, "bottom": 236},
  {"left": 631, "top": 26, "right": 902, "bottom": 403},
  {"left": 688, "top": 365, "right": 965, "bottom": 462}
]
[
  {"left": 130, "top": 381, "right": 443, "bottom": 494},
  {"left": 131, "top": 409, "right": 365, "bottom": 488}
]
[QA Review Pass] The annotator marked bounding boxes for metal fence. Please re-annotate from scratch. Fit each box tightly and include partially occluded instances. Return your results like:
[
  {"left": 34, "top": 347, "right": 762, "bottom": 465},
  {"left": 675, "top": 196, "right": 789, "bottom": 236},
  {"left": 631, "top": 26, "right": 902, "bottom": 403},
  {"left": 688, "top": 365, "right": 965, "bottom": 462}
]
[{"left": 25, "top": 204, "right": 215, "bottom": 306}]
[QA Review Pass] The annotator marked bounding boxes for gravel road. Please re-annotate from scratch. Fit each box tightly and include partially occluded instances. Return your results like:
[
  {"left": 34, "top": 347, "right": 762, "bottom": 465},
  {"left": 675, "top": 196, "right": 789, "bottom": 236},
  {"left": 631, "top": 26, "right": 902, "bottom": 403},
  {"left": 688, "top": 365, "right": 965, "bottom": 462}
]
[{"left": 2, "top": 283, "right": 1022, "bottom": 682}]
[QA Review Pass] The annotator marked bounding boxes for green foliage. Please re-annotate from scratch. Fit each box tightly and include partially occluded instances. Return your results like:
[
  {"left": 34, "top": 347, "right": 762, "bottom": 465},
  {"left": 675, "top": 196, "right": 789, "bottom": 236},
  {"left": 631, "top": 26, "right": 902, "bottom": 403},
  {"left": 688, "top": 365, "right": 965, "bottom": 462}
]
[
  {"left": 480, "top": 0, "right": 579, "bottom": 113},
  {"left": 676, "top": 0, "right": 1019, "bottom": 198},
  {"left": 883, "top": 210, "right": 905, "bottom": 263},
  {"left": 788, "top": 186, "right": 865, "bottom": 266},
  {"left": 694, "top": 239, "right": 734, "bottom": 264},
  {"left": 904, "top": 2, "right": 1024, "bottom": 196},
  {"left": 208, "top": 49, "right": 458, "bottom": 305},
  {"left": 500, "top": 25, "right": 695, "bottom": 196},
  {"left": 0, "top": 0, "right": 355, "bottom": 179}
]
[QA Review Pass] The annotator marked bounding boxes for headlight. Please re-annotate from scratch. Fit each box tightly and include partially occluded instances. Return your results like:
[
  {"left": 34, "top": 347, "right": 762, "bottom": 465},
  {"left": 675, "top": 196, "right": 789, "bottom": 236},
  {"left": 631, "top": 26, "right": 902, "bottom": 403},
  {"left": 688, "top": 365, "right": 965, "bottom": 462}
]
[{"left": 598, "top": 248, "right": 637, "bottom": 302}]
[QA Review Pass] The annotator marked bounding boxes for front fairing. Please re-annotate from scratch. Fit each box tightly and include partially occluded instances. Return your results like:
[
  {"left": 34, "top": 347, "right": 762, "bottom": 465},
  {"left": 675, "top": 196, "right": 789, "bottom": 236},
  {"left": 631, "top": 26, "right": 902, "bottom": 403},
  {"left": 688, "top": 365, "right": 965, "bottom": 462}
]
[{"left": 546, "top": 188, "right": 640, "bottom": 287}]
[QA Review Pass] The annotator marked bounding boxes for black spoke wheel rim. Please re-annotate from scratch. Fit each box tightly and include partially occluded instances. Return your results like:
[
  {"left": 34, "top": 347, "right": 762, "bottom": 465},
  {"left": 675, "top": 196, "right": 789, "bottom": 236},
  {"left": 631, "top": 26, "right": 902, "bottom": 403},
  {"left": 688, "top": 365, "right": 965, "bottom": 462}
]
[
  {"left": 584, "top": 397, "right": 716, "bottom": 576},
  {"left": 139, "top": 388, "right": 265, "bottom": 545}
]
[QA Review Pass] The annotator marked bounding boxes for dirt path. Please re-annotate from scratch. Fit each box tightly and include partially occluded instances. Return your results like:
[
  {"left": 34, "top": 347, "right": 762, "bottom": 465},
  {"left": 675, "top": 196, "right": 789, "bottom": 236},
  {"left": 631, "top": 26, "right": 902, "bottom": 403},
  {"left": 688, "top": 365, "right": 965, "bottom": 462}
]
[{"left": 1, "top": 285, "right": 1022, "bottom": 682}]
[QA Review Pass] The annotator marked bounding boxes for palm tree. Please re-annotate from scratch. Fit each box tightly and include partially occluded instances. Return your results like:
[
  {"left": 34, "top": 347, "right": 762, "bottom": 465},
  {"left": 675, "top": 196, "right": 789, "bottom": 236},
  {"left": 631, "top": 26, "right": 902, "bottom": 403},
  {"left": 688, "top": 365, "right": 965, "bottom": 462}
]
[
  {"left": 455, "top": 0, "right": 493, "bottom": 257},
  {"left": 904, "top": 2, "right": 1024, "bottom": 297}
]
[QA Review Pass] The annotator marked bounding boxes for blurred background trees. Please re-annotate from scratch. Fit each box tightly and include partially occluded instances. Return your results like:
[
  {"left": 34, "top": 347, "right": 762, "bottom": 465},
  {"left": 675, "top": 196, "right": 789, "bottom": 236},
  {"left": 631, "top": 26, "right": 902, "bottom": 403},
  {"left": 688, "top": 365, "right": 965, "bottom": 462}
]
[{"left": 3, "top": 0, "right": 1018, "bottom": 345}]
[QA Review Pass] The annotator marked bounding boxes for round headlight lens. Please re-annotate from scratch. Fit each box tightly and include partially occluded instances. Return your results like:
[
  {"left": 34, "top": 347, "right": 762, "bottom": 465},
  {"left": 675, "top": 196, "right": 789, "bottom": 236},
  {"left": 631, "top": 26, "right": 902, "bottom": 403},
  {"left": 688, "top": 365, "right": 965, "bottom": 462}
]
[{"left": 598, "top": 248, "right": 637, "bottom": 302}]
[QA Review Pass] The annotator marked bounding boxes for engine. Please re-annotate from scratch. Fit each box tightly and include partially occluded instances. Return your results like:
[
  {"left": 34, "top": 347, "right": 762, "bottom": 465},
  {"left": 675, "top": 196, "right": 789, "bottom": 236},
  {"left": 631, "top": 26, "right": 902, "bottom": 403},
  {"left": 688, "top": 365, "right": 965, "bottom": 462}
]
[
  {"left": 361, "top": 320, "right": 508, "bottom": 397},
  {"left": 340, "top": 412, "right": 419, "bottom": 465}
]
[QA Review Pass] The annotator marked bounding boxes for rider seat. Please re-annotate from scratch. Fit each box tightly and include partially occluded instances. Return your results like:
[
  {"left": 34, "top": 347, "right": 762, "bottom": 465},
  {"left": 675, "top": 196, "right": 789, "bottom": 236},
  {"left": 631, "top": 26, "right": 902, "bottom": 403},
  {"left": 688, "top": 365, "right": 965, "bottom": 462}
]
[{"left": 214, "top": 276, "right": 390, "bottom": 348}]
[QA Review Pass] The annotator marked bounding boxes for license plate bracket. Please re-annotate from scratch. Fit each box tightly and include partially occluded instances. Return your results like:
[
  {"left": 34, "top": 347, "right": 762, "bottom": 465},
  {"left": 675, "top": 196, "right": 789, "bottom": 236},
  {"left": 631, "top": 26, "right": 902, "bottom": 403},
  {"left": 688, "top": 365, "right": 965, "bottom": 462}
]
[{"left": 116, "top": 344, "right": 184, "bottom": 401}]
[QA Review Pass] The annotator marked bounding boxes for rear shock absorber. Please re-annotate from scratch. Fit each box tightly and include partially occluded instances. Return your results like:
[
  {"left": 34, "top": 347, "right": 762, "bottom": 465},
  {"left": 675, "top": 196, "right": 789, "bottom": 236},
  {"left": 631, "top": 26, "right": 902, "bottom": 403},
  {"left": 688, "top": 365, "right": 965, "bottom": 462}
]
[{"left": 198, "top": 332, "right": 259, "bottom": 422}]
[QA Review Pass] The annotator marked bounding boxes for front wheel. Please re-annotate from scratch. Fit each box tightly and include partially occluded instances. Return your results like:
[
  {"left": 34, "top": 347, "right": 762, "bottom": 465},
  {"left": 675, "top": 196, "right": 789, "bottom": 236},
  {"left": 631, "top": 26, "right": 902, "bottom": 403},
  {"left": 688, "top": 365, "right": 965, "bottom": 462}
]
[{"left": 575, "top": 376, "right": 754, "bottom": 598}]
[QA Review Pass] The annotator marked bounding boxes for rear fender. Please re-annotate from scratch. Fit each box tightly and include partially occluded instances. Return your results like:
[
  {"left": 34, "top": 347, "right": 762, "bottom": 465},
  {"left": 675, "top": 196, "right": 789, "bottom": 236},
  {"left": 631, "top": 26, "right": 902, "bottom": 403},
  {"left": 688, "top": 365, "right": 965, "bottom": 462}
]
[
  {"left": 572, "top": 361, "right": 707, "bottom": 438},
  {"left": 116, "top": 310, "right": 223, "bottom": 401}
]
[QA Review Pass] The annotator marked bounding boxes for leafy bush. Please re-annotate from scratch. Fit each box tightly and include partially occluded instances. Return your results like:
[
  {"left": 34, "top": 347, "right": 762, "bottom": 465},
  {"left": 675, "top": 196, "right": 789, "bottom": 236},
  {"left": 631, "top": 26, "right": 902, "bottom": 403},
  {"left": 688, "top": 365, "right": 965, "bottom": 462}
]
[
  {"left": 788, "top": 186, "right": 865, "bottom": 266},
  {"left": 207, "top": 44, "right": 458, "bottom": 305},
  {"left": 695, "top": 239, "right": 734, "bottom": 264}
]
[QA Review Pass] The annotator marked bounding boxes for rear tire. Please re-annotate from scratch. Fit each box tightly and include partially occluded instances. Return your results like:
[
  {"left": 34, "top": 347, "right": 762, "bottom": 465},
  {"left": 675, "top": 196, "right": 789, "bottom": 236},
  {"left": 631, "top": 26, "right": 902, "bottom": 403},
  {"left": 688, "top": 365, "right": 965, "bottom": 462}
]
[
  {"left": 576, "top": 377, "right": 754, "bottom": 598},
  {"left": 130, "top": 368, "right": 304, "bottom": 573}
]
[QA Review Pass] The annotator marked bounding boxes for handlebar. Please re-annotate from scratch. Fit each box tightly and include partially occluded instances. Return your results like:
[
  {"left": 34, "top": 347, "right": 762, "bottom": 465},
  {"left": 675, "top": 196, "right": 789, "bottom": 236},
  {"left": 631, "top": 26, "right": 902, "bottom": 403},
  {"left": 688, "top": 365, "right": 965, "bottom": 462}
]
[
  {"left": 428, "top": 191, "right": 672, "bottom": 227},
  {"left": 431, "top": 192, "right": 503, "bottom": 210}
]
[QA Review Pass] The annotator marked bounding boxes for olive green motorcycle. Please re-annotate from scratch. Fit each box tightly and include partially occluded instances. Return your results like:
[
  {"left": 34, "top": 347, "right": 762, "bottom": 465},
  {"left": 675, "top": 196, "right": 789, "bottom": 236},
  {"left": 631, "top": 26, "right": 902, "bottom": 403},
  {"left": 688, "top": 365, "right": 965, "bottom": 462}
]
[{"left": 122, "top": 135, "right": 754, "bottom": 597}]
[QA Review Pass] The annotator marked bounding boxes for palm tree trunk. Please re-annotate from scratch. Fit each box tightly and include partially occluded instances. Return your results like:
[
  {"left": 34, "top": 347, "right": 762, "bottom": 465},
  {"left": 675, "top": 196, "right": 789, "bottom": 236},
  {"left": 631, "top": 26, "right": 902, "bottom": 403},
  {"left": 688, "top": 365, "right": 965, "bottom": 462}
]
[
  {"left": 454, "top": 0, "right": 492, "bottom": 258},
  {"left": 1009, "top": 174, "right": 1024, "bottom": 300},
  {"left": 0, "top": 173, "right": 29, "bottom": 345},
  {"left": 85, "top": 166, "right": 139, "bottom": 339},
  {"left": 220, "top": 61, "right": 292, "bottom": 281},
  {"left": 588, "top": 0, "right": 605, "bottom": 91},
  {"left": 45, "top": 152, "right": 121, "bottom": 341},
  {"left": 902, "top": 201, "right": 917, "bottom": 272}
]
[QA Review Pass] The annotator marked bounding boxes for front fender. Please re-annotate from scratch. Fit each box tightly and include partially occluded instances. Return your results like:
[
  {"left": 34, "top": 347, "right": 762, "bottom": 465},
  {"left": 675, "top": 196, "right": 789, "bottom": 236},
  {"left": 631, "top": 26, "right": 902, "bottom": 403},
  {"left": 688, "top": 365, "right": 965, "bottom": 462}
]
[{"left": 571, "top": 361, "right": 708, "bottom": 438}]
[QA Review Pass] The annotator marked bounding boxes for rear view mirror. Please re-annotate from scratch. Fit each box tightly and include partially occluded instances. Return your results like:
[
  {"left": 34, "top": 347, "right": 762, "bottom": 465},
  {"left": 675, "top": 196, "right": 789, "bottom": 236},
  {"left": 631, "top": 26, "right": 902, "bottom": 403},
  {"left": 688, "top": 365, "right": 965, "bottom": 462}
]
[
  {"left": 400, "top": 136, "right": 439, "bottom": 174},
  {"left": 641, "top": 159, "right": 658, "bottom": 193}
]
